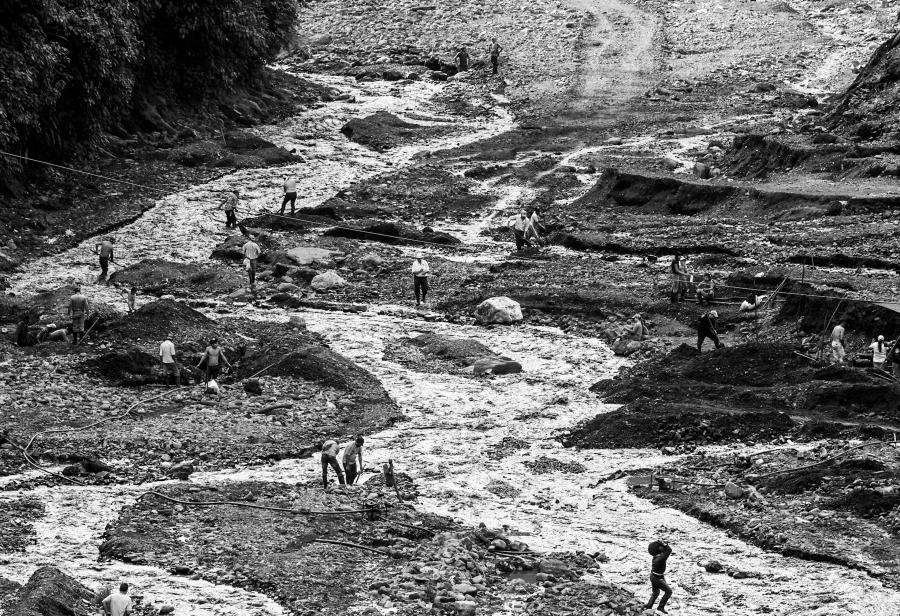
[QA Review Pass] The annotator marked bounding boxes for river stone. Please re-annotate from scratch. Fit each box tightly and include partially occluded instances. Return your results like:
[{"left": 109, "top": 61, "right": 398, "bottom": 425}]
[
  {"left": 701, "top": 559, "right": 724, "bottom": 573},
  {"left": 724, "top": 482, "right": 744, "bottom": 499},
  {"left": 289, "top": 314, "right": 307, "bottom": 329},
  {"left": 168, "top": 462, "right": 194, "bottom": 480},
  {"left": 474, "top": 297, "right": 522, "bottom": 325},
  {"left": 286, "top": 246, "right": 340, "bottom": 266},
  {"left": 310, "top": 270, "right": 348, "bottom": 291},
  {"left": 538, "top": 558, "right": 573, "bottom": 577},
  {"left": 243, "top": 379, "right": 262, "bottom": 395},
  {"left": 473, "top": 357, "right": 523, "bottom": 375}
]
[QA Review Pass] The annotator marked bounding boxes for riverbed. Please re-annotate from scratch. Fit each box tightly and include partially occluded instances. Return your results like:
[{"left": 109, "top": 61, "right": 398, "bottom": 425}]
[{"left": 2, "top": 72, "right": 899, "bottom": 616}]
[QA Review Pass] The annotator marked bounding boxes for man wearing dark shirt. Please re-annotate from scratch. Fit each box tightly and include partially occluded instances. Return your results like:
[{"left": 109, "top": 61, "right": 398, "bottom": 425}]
[
  {"left": 645, "top": 540, "right": 673, "bottom": 612},
  {"left": 95, "top": 238, "right": 115, "bottom": 281},
  {"left": 697, "top": 310, "right": 724, "bottom": 351}
]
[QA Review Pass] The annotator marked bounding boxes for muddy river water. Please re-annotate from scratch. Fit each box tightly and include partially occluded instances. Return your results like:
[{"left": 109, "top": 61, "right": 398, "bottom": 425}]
[{"left": 1, "top": 74, "right": 899, "bottom": 615}]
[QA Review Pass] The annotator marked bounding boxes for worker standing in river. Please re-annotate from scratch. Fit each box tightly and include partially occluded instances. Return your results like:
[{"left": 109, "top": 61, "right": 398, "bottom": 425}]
[
  {"left": 67, "top": 286, "right": 89, "bottom": 345},
  {"left": 281, "top": 176, "right": 298, "bottom": 215},
  {"left": 220, "top": 190, "right": 239, "bottom": 229},
  {"left": 644, "top": 539, "right": 673, "bottom": 613},
  {"left": 94, "top": 237, "right": 116, "bottom": 282},
  {"left": 412, "top": 252, "right": 430, "bottom": 307}
]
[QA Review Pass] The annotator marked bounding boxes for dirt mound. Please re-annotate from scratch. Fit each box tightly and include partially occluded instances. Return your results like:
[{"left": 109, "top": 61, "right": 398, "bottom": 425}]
[
  {"left": 1, "top": 285, "right": 118, "bottom": 325},
  {"left": 323, "top": 220, "right": 460, "bottom": 245},
  {"left": 341, "top": 111, "right": 444, "bottom": 151},
  {"left": 831, "top": 31, "right": 900, "bottom": 142},
  {"left": 596, "top": 342, "right": 811, "bottom": 392},
  {"left": 323, "top": 166, "right": 494, "bottom": 223},
  {"left": 776, "top": 282, "right": 900, "bottom": 335},
  {"left": 559, "top": 233, "right": 736, "bottom": 257},
  {"left": 101, "top": 299, "right": 215, "bottom": 343},
  {"left": 574, "top": 168, "right": 898, "bottom": 219},
  {"left": 589, "top": 341, "right": 900, "bottom": 426},
  {"left": 5, "top": 566, "right": 95, "bottom": 616},
  {"left": 111, "top": 259, "right": 244, "bottom": 296},
  {"left": 563, "top": 407, "right": 796, "bottom": 449},
  {"left": 242, "top": 343, "right": 393, "bottom": 405}
]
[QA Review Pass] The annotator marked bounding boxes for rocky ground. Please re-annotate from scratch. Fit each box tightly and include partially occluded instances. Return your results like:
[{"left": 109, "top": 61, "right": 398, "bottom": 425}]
[
  {"left": 2, "top": 0, "right": 900, "bottom": 614},
  {"left": 638, "top": 440, "right": 900, "bottom": 587}
]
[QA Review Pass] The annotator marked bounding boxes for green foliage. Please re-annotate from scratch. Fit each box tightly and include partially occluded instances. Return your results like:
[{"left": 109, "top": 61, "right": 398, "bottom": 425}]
[{"left": 0, "top": 0, "right": 298, "bottom": 171}]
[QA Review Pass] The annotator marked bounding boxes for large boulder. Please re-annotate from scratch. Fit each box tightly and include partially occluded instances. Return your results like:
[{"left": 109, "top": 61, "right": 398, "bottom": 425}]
[
  {"left": 474, "top": 297, "right": 523, "bottom": 325},
  {"left": 285, "top": 246, "right": 341, "bottom": 267},
  {"left": 473, "top": 357, "right": 523, "bottom": 376},
  {"left": 211, "top": 234, "right": 249, "bottom": 261},
  {"left": 724, "top": 482, "right": 744, "bottom": 499},
  {"left": 310, "top": 270, "right": 348, "bottom": 291},
  {"left": 611, "top": 338, "right": 646, "bottom": 357}
]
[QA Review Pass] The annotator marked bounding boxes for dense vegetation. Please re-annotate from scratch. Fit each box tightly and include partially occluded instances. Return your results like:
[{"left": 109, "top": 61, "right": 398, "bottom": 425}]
[{"left": 0, "top": 0, "right": 298, "bottom": 173}]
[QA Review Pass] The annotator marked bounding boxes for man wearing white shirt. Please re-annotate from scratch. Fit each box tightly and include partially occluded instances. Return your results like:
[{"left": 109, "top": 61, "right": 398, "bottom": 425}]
[
  {"left": 159, "top": 335, "right": 178, "bottom": 387},
  {"left": 242, "top": 238, "right": 261, "bottom": 287},
  {"left": 507, "top": 209, "right": 531, "bottom": 252},
  {"left": 411, "top": 252, "right": 430, "bottom": 306},
  {"left": 101, "top": 583, "right": 133, "bottom": 616},
  {"left": 281, "top": 177, "right": 298, "bottom": 215}
]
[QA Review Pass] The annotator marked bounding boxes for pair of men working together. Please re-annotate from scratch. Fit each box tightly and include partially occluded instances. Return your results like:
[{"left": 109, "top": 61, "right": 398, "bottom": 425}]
[
  {"left": 507, "top": 208, "right": 542, "bottom": 251},
  {"left": 157, "top": 336, "right": 232, "bottom": 387},
  {"left": 320, "top": 436, "right": 366, "bottom": 489}
]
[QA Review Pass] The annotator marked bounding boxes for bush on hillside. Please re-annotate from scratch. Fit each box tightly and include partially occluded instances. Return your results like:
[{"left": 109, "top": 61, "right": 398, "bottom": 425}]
[{"left": 0, "top": 0, "right": 299, "bottom": 186}]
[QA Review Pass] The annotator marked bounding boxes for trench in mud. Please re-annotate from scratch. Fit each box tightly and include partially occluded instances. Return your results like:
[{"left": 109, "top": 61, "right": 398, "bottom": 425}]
[{"left": 2, "top": 72, "right": 900, "bottom": 615}]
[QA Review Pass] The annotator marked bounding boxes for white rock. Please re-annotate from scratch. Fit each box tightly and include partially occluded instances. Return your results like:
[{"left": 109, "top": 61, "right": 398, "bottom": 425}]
[
  {"left": 310, "top": 270, "right": 348, "bottom": 291},
  {"left": 474, "top": 296, "right": 522, "bottom": 325}
]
